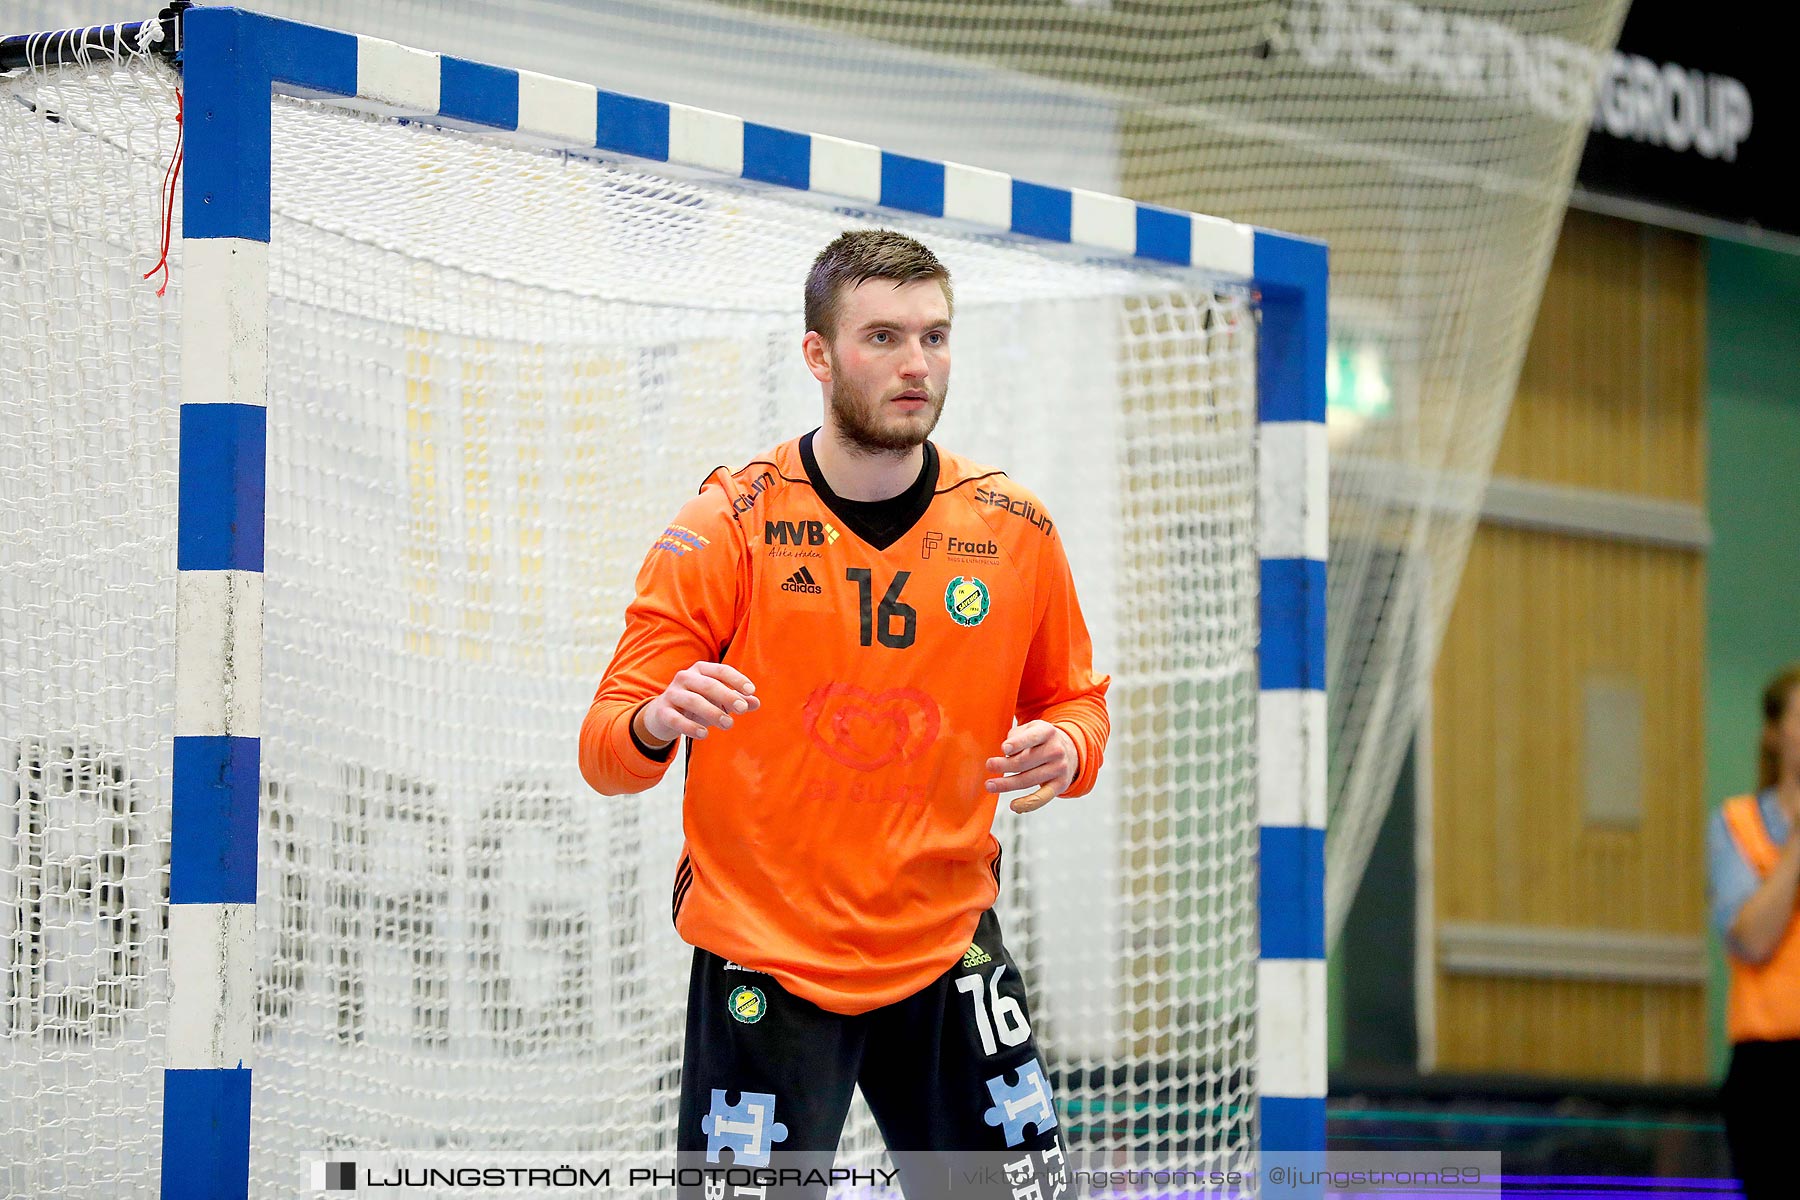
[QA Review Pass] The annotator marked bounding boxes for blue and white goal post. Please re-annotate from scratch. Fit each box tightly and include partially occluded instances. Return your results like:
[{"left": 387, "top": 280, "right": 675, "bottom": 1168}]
[{"left": 2, "top": 4, "right": 1324, "bottom": 1195}]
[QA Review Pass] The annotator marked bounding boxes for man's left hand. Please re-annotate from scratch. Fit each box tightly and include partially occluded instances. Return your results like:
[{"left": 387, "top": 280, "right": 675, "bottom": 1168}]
[{"left": 985, "top": 722, "right": 1078, "bottom": 814}]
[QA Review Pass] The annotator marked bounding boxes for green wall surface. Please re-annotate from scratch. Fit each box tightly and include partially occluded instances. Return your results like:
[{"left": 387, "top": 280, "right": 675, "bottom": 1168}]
[{"left": 1704, "top": 237, "right": 1800, "bottom": 1076}]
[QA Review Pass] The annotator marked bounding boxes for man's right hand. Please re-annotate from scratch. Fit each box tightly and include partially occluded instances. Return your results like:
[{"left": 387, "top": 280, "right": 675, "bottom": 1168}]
[{"left": 634, "top": 662, "right": 761, "bottom": 749}]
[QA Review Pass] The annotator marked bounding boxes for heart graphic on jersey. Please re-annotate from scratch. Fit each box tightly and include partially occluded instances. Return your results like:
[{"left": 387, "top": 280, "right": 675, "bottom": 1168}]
[{"left": 802, "top": 683, "right": 941, "bottom": 772}]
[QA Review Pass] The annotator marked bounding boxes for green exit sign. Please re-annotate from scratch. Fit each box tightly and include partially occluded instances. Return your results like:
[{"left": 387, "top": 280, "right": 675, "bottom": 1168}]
[{"left": 1326, "top": 338, "right": 1394, "bottom": 427}]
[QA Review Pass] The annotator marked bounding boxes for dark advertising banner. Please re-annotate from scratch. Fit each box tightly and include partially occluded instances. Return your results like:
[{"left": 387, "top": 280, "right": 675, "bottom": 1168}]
[{"left": 1577, "top": 2, "right": 1790, "bottom": 241}]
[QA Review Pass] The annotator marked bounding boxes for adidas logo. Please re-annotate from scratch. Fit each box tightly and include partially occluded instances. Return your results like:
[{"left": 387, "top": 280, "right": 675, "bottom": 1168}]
[
  {"left": 781, "top": 566, "right": 823, "bottom": 595},
  {"left": 961, "top": 943, "right": 992, "bottom": 969}
]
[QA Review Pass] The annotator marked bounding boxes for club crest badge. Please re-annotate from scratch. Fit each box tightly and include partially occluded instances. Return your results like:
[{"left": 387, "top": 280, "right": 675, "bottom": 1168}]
[
  {"left": 728, "top": 985, "right": 767, "bottom": 1024},
  {"left": 945, "top": 576, "right": 990, "bottom": 627}
]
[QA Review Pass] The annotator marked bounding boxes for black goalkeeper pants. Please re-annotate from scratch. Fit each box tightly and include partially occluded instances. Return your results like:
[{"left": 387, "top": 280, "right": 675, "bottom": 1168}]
[{"left": 675, "top": 909, "right": 1070, "bottom": 1199}]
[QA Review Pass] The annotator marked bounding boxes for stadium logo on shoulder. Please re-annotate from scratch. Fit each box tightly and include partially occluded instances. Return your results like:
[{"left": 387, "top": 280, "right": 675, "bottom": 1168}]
[
  {"left": 728, "top": 985, "right": 767, "bottom": 1024},
  {"left": 782, "top": 566, "right": 823, "bottom": 594},
  {"left": 731, "top": 471, "right": 776, "bottom": 515},
  {"left": 973, "top": 486, "right": 1054, "bottom": 538},
  {"left": 945, "top": 577, "right": 990, "bottom": 627}
]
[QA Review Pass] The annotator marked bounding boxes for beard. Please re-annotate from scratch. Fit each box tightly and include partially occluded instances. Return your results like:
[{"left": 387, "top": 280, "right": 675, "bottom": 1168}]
[{"left": 826, "top": 366, "right": 947, "bottom": 455}]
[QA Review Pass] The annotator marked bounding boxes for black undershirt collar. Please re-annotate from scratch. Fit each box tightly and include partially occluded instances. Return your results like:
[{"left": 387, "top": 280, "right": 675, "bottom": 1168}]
[{"left": 798, "top": 429, "right": 939, "bottom": 551}]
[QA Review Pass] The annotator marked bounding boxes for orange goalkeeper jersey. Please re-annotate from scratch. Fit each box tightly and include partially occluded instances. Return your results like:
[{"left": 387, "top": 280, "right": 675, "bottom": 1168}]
[{"left": 578, "top": 432, "right": 1110, "bottom": 1015}]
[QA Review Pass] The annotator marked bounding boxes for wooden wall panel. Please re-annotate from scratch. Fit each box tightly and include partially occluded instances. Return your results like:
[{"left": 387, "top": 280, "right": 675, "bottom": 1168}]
[
  {"left": 1494, "top": 209, "right": 1705, "bottom": 503},
  {"left": 1429, "top": 210, "right": 1708, "bottom": 1083},
  {"left": 1436, "top": 532, "right": 1705, "bottom": 934},
  {"left": 1436, "top": 977, "right": 1707, "bottom": 1080}
]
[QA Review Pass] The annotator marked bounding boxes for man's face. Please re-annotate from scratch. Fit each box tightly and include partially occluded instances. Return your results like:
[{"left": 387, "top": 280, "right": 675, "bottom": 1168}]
[{"left": 818, "top": 277, "right": 951, "bottom": 453}]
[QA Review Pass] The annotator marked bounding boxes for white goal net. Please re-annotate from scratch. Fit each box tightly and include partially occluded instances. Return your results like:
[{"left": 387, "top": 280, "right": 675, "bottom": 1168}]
[{"left": 2, "top": 43, "right": 1264, "bottom": 1198}]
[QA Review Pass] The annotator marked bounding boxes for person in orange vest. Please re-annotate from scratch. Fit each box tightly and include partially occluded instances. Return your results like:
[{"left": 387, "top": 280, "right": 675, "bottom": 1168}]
[{"left": 1708, "top": 663, "right": 1800, "bottom": 1200}]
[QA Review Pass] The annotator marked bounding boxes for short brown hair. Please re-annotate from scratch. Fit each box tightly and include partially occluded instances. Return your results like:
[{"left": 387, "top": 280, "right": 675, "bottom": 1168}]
[
  {"left": 1759, "top": 663, "right": 1800, "bottom": 790},
  {"left": 805, "top": 230, "right": 952, "bottom": 341}
]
